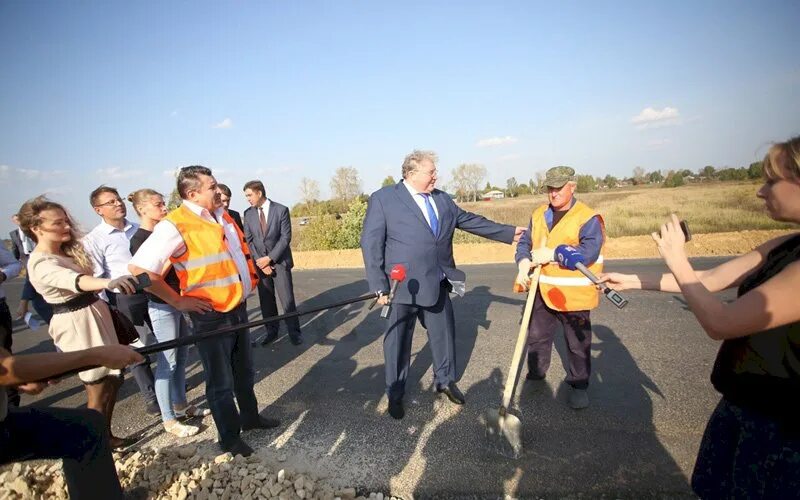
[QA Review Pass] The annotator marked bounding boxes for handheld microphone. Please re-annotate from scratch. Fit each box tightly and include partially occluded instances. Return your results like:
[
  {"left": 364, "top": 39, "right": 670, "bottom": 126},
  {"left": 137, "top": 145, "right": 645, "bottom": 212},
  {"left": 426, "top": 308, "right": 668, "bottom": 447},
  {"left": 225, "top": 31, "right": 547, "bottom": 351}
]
[
  {"left": 380, "top": 264, "right": 407, "bottom": 319},
  {"left": 555, "top": 245, "right": 628, "bottom": 309}
]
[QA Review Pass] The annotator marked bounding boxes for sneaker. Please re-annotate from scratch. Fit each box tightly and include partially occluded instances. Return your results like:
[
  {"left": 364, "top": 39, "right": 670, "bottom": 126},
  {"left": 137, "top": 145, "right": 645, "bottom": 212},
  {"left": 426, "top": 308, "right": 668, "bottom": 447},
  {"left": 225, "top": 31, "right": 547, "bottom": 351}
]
[
  {"left": 24, "top": 312, "right": 43, "bottom": 331},
  {"left": 145, "top": 402, "right": 160, "bottom": 416},
  {"left": 568, "top": 387, "right": 589, "bottom": 410}
]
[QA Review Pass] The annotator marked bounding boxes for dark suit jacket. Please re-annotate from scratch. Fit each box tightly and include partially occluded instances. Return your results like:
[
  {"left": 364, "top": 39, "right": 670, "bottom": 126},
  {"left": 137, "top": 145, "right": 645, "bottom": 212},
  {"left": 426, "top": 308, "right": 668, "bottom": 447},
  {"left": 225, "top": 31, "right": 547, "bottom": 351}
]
[
  {"left": 243, "top": 200, "right": 294, "bottom": 269},
  {"left": 361, "top": 182, "right": 515, "bottom": 308},
  {"left": 227, "top": 209, "right": 244, "bottom": 233},
  {"left": 9, "top": 229, "right": 27, "bottom": 266}
]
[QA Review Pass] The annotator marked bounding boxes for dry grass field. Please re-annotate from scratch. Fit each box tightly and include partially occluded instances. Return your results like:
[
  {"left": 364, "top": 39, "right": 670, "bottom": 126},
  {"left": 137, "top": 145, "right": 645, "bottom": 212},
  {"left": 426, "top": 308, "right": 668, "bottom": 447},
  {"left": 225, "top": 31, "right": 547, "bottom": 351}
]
[{"left": 452, "top": 181, "right": 794, "bottom": 243}]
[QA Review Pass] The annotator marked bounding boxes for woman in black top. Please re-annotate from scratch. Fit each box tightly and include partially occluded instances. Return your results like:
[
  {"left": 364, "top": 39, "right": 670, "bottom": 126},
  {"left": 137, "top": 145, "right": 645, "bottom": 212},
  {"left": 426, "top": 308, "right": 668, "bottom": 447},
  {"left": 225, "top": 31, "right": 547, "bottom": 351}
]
[
  {"left": 602, "top": 136, "right": 800, "bottom": 498},
  {"left": 128, "top": 189, "right": 209, "bottom": 438}
]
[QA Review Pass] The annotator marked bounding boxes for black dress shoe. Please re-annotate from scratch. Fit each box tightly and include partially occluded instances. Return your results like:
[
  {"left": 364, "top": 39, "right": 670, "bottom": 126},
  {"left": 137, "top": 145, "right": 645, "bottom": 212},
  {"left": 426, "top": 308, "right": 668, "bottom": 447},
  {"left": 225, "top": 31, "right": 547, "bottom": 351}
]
[
  {"left": 111, "top": 435, "right": 140, "bottom": 451},
  {"left": 436, "top": 382, "right": 466, "bottom": 405},
  {"left": 526, "top": 372, "right": 546, "bottom": 381},
  {"left": 289, "top": 335, "right": 303, "bottom": 345},
  {"left": 242, "top": 416, "right": 281, "bottom": 430},
  {"left": 220, "top": 438, "right": 253, "bottom": 457},
  {"left": 258, "top": 331, "right": 278, "bottom": 346},
  {"left": 387, "top": 399, "right": 404, "bottom": 420}
]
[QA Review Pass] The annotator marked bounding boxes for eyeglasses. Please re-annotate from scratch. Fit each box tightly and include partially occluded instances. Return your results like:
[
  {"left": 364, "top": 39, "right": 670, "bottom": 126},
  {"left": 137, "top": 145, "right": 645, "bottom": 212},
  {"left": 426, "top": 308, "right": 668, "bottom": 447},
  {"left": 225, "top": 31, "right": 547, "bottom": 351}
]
[
  {"left": 417, "top": 169, "right": 438, "bottom": 178},
  {"left": 94, "top": 198, "right": 124, "bottom": 208}
]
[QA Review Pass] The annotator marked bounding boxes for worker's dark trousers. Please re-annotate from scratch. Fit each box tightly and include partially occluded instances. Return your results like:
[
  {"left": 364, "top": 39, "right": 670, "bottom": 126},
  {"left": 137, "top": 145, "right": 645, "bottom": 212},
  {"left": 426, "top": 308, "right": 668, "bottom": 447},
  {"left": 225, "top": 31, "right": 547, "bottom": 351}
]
[{"left": 525, "top": 290, "right": 592, "bottom": 389}]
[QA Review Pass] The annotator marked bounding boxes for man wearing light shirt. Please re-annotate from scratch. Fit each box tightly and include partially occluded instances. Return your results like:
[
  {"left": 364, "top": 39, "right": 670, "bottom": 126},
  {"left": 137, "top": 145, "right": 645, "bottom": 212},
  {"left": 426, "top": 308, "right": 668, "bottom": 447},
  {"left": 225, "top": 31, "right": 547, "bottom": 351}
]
[
  {"left": 129, "top": 166, "right": 279, "bottom": 457},
  {"left": 83, "top": 185, "right": 158, "bottom": 415},
  {"left": 0, "top": 245, "right": 22, "bottom": 406}
]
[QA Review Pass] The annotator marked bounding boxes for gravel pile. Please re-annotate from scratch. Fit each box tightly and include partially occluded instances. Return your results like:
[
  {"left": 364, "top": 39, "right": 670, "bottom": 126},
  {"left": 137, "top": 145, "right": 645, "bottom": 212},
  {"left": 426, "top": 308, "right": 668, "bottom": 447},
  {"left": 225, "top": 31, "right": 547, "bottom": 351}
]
[{"left": 0, "top": 445, "right": 401, "bottom": 500}]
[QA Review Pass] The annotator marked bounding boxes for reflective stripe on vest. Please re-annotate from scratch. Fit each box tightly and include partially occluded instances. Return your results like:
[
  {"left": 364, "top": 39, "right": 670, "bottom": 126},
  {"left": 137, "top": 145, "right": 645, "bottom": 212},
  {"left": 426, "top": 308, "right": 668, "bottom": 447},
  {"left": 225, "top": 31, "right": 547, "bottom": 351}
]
[
  {"left": 531, "top": 201, "right": 605, "bottom": 312},
  {"left": 165, "top": 205, "right": 257, "bottom": 313}
]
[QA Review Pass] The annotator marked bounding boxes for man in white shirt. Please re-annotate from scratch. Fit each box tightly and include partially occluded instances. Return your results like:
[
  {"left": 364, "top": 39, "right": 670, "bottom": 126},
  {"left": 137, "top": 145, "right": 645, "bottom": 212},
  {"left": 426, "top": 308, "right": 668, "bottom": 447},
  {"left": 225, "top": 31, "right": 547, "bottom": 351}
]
[
  {"left": 129, "top": 166, "right": 279, "bottom": 457},
  {"left": 0, "top": 245, "right": 22, "bottom": 406},
  {"left": 84, "top": 185, "right": 158, "bottom": 415}
]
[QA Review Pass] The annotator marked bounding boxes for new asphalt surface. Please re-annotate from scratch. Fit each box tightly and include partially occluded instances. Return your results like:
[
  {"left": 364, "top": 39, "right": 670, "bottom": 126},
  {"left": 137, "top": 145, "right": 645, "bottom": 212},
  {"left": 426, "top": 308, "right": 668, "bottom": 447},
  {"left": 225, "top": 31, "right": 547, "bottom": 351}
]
[{"left": 7, "top": 259, "right": 731, "bottom": 499}]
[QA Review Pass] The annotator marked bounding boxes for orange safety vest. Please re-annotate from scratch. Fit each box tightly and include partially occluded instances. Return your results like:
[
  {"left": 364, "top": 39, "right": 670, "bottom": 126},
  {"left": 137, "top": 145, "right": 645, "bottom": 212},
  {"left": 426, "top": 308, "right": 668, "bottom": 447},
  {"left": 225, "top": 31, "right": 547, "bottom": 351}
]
[
  {"left": 530, "top": 201, "right": 605, "bottom": 312},
  {"left": 165, "top": 205, "right": 258, "bottom": 313}
]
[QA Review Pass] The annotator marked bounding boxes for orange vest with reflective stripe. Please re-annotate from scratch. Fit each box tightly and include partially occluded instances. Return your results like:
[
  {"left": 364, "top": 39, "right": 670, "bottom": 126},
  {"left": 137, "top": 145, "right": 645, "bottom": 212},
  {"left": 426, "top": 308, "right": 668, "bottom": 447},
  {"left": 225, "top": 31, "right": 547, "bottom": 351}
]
[
  {"left": 531, "top": 201, "right": 605, "bottom": 312},
  {"left": 165, "top": 205, "right": 258, "bottom": 313}
]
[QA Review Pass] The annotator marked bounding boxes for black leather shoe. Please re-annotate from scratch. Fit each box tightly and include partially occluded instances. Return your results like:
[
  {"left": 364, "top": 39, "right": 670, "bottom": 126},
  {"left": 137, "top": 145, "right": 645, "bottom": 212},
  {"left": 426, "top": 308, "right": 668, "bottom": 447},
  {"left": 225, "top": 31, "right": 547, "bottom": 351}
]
[
  {"left": 242, "top": 416, "right": 281, "bottom": 430},
  {"left": 436, "top": 382, "right": 466, "bottom": 405},
  {"left": 145, "top": 401, "right": 160, "bottom": 416},
  {"left": 525, "top": 372, "right": 546, "bottom": 381},
  {"left": 289, "top": 335, "right": 303, "bottom": 346},
  {"left": 220, "top": 438, "right": 253, "bottom": 457},
  {"left": 258, "top": 331, "right": 278, "bottom": 346},
  {"left": 387, "top": 399, "right": 404, "bottom": 420},
  {"left": 111, "top": 435, "right": 140, "bottom": 451}
]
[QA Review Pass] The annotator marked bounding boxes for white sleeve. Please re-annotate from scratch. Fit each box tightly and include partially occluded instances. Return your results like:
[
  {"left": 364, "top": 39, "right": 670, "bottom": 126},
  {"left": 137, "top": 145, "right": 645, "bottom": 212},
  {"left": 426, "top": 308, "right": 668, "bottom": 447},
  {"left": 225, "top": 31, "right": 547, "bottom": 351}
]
[
  {"left": 81, "top": 233, "right": 106, "bottom": 278},
  {"left": 129, "top": 220, "right": 185, "bottom": 274}
]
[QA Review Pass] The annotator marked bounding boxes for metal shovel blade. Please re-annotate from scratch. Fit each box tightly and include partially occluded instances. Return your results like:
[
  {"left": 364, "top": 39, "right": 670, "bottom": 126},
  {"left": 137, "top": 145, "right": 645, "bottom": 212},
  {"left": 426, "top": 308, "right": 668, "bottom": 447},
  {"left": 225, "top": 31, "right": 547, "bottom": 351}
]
[{"left": 481, "top": 406, "right": 523, "bottom": 459}]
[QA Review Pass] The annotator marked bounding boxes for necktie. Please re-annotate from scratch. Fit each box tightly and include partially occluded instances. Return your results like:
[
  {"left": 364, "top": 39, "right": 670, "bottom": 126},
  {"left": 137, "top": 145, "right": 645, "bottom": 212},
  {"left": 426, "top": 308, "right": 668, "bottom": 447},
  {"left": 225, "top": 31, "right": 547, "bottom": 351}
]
[
  {"left": 259, "top": 207, "right": 267, "bottom": 235},
  {"left": 422, "top": 194, "right": 439, "bottom": 237}
]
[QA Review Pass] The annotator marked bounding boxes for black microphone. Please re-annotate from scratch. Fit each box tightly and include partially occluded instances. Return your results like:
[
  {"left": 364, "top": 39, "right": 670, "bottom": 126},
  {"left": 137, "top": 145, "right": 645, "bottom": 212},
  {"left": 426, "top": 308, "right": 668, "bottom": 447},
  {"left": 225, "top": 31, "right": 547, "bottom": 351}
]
[{"left": 380, "top": 264, "right": 407, "bottom": 319}]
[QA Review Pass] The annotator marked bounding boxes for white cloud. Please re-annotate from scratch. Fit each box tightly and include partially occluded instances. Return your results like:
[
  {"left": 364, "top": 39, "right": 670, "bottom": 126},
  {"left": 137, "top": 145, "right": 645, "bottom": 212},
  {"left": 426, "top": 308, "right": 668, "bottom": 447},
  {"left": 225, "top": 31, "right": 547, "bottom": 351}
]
[
  {"left": 95, "top": 167, "right": 144, "bottom": 180},
  {"left": 213, "top": 118, "right": 233, "bottom": 129},
  {"left": 631, "top": 107, "right": 681, "bottom": 129},
  {"left": 476, "top": 136, "right": 518, "bottom": 147}
]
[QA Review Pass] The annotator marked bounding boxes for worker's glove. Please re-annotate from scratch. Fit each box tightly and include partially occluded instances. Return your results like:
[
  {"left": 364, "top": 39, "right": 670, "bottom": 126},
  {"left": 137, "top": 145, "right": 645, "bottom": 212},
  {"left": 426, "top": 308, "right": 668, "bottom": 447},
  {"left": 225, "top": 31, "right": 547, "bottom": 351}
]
[
  {"left": 531, "top": 247, "right": 555, "bottom": 266},
  {"left": 516, "top": 258, "right": 533, "bottom": 290},
  {"left": 555, "top": 245, "right": 586, "bottom": 271}
]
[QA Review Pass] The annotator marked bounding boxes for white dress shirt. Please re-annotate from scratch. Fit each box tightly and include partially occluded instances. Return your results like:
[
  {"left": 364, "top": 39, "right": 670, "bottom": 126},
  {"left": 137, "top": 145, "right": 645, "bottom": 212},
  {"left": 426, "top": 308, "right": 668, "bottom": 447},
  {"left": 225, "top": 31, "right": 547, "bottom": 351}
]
[
  {"left": 0, "top": 246, "right": 22, "bottom": 301},
  {"left": 83, "top": 219, "right": 139, "bottom": 280},
  {"left": 18, "top": 228, "right": 34, "bottom": 255},
  {"left": 130, "top": 201, "right": 253, "bottom": 301},
  {"left": 402, "top": 180, "right": 440, "bottom": 227}
]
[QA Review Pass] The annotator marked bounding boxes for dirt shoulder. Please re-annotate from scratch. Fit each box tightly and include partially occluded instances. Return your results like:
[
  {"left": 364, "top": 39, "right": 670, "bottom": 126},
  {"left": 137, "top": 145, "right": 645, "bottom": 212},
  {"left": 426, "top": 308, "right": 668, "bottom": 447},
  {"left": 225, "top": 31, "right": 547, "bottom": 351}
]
[{"left": 293, "top": 229, "right": 798, "bottom": 269}]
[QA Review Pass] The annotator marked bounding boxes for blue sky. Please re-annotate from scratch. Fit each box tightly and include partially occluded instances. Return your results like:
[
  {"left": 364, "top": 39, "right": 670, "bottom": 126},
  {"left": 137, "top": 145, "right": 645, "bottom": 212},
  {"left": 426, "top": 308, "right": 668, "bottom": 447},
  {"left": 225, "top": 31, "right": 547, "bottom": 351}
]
[{"left": 1, "top": 1, "right": 798, "bottom": 234}]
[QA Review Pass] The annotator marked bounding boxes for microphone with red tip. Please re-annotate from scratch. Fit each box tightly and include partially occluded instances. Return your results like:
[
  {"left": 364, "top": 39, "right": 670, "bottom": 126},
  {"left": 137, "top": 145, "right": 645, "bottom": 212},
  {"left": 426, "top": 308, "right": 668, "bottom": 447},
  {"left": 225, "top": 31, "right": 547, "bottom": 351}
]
[{"left": 380, "top": 264, "right": 407, "bottom": 319}]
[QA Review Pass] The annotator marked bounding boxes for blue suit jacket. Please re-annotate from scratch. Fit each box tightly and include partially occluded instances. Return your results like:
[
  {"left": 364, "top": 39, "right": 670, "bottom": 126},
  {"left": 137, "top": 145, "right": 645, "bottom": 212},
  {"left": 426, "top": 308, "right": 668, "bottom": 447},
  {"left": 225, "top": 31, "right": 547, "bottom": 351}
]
[{"left": 360, "top": 182, "right": 515, "bottom": 307}]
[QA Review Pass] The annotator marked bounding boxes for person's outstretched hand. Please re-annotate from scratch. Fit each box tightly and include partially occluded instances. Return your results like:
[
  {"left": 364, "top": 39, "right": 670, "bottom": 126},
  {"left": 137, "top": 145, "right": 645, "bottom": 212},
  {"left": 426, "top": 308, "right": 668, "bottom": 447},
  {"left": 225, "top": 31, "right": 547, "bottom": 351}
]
[{"left": 652, "top": 213, "right": 688, "bottom": 270}]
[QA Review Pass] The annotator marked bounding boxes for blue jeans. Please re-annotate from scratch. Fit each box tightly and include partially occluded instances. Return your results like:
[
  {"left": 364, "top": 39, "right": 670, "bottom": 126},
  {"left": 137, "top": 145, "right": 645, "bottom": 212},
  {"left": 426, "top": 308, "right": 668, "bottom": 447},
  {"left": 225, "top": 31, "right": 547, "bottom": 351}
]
[
  {"left": 189, "top": 303, "right": 259, "bottom": 447},
  {"left": 148, "top": 301, "right": 189, "bottom": 422}
]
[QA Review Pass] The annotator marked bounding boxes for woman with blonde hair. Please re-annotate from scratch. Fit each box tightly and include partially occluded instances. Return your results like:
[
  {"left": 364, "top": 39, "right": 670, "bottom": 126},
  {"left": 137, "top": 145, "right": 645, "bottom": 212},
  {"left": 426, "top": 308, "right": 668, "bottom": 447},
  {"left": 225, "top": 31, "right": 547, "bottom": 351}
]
[
  {"left": 19, "top": 196, "right": 139, "bottom": 450},
  {"left": 602, "top": 135, "right": 800, "bottom": 498},
  {"left": 128, "top": 189, "right": 208, "bottom": 437}
]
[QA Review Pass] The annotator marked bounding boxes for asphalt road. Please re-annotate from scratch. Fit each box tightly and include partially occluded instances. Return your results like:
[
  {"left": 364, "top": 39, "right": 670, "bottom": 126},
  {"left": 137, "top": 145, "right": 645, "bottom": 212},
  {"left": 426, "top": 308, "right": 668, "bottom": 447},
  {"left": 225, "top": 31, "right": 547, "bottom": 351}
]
[{"left": 7, "top": 258, "right": 732, "bottom": 499}]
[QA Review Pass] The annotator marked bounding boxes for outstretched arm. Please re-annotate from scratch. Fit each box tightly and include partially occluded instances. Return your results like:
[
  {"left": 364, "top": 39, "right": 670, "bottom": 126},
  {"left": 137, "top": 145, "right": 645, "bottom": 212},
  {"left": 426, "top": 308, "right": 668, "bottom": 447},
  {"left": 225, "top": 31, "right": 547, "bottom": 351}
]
[{"left": 0, "top": 345, "right": 143, "bottom": 386}]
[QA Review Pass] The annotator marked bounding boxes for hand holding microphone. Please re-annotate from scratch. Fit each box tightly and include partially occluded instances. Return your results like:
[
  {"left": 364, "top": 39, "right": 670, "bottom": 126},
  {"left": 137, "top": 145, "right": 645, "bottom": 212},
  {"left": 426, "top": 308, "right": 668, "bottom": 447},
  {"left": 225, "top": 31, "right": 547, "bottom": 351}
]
[
  {"left": 555, "top": 245, "right": 628, "bottom": 309},
  {"left": 380, "top": 264, "right": 407, "bottom": 319}
]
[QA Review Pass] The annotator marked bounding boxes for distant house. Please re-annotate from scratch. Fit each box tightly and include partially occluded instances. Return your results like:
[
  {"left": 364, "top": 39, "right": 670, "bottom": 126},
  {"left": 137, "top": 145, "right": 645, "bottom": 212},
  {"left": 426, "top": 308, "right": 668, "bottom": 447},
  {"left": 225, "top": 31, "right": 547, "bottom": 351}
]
[{"left": 482, "top": 190, "right": 505, "bottom": 200}]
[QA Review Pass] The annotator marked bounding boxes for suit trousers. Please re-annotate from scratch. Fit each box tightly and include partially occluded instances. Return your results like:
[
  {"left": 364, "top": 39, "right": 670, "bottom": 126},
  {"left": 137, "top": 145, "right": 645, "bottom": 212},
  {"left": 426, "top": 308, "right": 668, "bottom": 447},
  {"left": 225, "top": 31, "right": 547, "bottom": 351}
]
[
  {"left": 525, "top": 290, "right": 592, "bottom": 389},
  {"left": 190, "top": 303, "right": 260, "bottom": 447},
  {"left": 256, "top": 266, "right": 301, "bottom": 339},
  {"left": 0, "top": 300, "right": 19, "bottom": 407},
  {"left": 0, "top": 406, "right": 124, "bottom": 499},
  {"left": 384, "top": 281, "right": 456, "bottom": 401}
]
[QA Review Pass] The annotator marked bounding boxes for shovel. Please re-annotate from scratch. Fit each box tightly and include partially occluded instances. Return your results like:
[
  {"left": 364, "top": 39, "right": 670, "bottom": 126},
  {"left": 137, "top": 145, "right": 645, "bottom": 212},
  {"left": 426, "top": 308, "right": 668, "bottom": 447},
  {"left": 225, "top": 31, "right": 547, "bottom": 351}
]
[{"left": 483, "top": 265, "right": 541, "bottom": 459}]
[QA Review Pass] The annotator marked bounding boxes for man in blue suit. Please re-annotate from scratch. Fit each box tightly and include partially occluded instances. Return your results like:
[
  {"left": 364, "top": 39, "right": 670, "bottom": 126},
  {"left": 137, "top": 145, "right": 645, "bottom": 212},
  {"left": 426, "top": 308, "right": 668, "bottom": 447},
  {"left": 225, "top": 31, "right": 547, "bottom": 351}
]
[{"left": 361, "top": 150, "right": 525, "bottom": 419}]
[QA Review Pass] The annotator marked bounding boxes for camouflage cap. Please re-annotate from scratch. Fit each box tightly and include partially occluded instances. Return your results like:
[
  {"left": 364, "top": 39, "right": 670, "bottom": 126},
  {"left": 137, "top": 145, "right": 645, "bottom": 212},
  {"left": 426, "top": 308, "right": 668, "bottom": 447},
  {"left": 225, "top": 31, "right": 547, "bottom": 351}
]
[{"left": 544, "top": 166, "right": 576, "bottom": 188}]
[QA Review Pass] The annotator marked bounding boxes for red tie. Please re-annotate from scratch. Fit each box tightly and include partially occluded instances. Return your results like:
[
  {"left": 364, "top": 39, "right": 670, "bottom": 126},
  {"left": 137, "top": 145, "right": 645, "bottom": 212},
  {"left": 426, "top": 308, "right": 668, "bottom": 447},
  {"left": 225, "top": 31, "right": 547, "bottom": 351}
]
[{"left": 259, "top": 207, "right": 267, "bottom": 234}]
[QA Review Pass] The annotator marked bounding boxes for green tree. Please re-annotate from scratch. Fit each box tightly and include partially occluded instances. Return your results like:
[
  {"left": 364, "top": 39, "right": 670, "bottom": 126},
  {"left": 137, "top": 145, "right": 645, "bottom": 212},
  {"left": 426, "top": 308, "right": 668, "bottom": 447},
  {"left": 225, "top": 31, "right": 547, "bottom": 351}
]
[
  {"left": 603, "top": 175, "right": 618, "bottom": 188},
  {"left": 663, "top": 170, "right": 685, "bottom": 188},
  {"left": 700, "top": 165, "right": 716, "bottom": 178},
  {"left": 381, "top": 175, "right": 397, "bottom": 187},
  {"left": 506, "top": 177, "right": 519, "bottom": 197},
  {"left": 167, "top": 187, "right": 182, "bottom": 211},
  {"left": 576, "top": 175, "right": 597, "bottom": 193},
  {"left": 748, "top": 161, "right": 763, "bottom": 179},
  {"left": 648, "top": 170, "right": 664, "bottom": 183},
  {"left": 334, "top": 197, "right": 368, "bottom": 249}
]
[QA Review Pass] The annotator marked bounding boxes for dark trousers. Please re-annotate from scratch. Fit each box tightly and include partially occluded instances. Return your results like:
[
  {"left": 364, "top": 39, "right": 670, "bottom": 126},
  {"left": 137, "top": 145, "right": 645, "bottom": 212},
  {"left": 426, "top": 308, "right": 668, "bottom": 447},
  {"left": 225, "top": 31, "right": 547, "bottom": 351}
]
[
  {"left": 0, "top": 406, "right": 123, "bottom": 500},
  {"left": 113, "top": 293, "right": 157, "bottom": 406},
  {"left": 526, "top": 290, "right": 592, "bottom": 389},
  {"left": 190, "top": 303, "right": 260, "bottom": 447},
  {"left": 384, "top": 281, "right": 456, "bottom": 401},
  {"left": 256, "top": 265, "right": 301, "bottom": 339},
  {"left": 0, "top": 300, "right": 19, "bottom": 407},
  {"left": 692, "top": 398, "right": 800, "bottom": 499},
  {"left": 21, "top": 277, "right": 53, "bottom": 323}
]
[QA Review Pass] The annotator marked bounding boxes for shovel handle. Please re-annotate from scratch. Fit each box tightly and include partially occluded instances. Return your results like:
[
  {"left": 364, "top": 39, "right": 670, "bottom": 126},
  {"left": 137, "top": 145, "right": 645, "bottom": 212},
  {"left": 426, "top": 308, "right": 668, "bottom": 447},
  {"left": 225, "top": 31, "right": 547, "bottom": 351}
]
[{"left": 501, "top": 266, "right": 541, "bottom": 410}]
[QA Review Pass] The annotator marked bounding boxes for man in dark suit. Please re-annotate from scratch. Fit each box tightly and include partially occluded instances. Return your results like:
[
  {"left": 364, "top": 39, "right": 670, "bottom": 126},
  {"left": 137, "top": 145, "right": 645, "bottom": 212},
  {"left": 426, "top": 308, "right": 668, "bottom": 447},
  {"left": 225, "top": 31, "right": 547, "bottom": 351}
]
[
  {"left": 9, "top": 214, "right": 52, "bottom": 324},
  {"left": 242, "top": 180, "right": 303, "bottom": 346},
  {"left": 361, "top": 150, "right": 525, "bottom": 419},
  {"left": 217, "top": 184, "right": 244, "bottom": 231}
]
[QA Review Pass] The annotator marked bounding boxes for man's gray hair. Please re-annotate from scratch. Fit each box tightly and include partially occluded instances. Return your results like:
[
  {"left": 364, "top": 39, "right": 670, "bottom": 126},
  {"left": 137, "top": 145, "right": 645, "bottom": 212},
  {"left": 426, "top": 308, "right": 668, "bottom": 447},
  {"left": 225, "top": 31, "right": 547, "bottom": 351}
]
[{"left": 401, "top": 150, "right": 439, "bottom": 179}]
